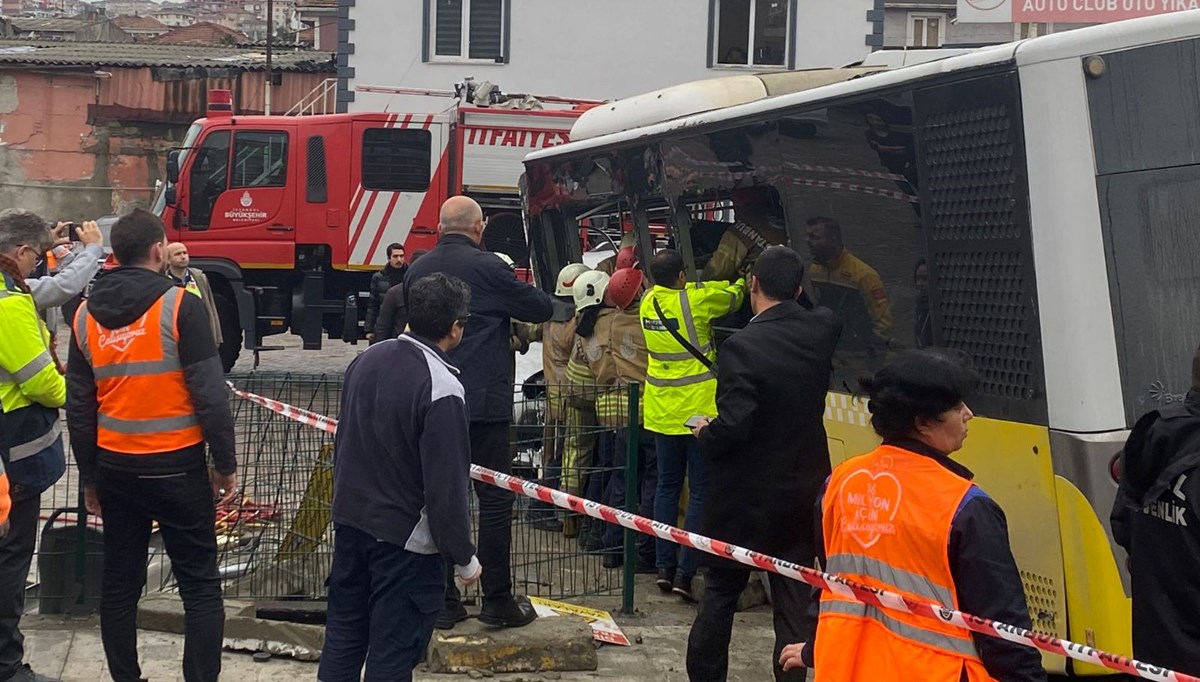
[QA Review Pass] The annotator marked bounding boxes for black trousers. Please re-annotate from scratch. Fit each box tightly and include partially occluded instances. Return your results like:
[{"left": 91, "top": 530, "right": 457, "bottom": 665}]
[
  {"left": 602, "top": 429, "right": 657, "bottom": 562},
  {"left": 0, "top": 494, "right": 39, "bottom": 679},
  {"left": 444, "top": 420, "right": 514, "bottom": 609},
  {"left": 96, "top": 467, "right": 224, "bottom": 682},
  {"left": 686, "top": 563, "right": 812, "bottom": 682},
  {"left": 319, "top": 525, "right": 445, "bottom": 682}
]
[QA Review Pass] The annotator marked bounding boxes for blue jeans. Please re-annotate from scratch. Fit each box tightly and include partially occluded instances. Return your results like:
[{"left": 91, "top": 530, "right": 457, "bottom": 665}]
[
  {"left": 319, "top": 525, "right": 446, "bottom": 682},
  {"left": 653, "top": 433, "right": 708, "bottom": 580}
]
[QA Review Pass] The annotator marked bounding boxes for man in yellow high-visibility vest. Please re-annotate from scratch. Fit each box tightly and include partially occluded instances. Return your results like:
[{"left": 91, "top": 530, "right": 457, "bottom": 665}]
[{"left": 639, "top": 249, "right": 743, "bottom": 601}]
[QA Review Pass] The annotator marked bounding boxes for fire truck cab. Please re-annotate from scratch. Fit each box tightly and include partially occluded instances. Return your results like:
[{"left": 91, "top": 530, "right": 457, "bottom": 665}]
[{"left": 156, "top": 85, "right": 593, "bottom": 370}]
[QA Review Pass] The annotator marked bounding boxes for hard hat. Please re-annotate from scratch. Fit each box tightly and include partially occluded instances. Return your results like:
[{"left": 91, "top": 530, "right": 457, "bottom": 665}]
[
  {"left": 615, "top": 246, "right": 637, "bottom": 271},
  {"left": 494, "top": 252, "right": 516, "bottom": 270},
  {"left": 572, "top": 270, "right": 610, "bottom": 311},
  {"left": 731, "top": 185, "right": 783, "bottom": 214},
  {"left": 604, "top": 267, "right": 644, "bottom": 311},
  {"left": 555, "top": 262, "right": 590, "bottom": 297}
]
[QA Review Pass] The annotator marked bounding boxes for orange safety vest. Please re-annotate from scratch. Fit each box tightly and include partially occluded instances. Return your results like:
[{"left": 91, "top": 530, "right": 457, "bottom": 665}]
[
  {"left": 815, "top": 445, "right": 996, "bottom": 682},
  {"left": 73, "top": 287, "right": 203, "bottom": 454}
]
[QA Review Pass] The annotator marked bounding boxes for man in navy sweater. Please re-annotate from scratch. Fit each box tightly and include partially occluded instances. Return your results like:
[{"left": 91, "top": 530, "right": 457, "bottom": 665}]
[
  {"left": 318, "top": 273, "right": 480, "bottom": 682},
  {"left": 406, "top": 196, "right": 556, "bottom": 629}
]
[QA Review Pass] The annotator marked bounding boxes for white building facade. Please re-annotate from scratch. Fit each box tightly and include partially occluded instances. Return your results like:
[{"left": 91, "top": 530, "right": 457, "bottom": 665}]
[{"left": 338, "top": 0, "right": 884, "bottom": 113}]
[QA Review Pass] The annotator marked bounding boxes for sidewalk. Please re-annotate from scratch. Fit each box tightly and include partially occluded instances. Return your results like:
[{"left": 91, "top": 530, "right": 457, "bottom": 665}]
[{"left": 21, "top": 577, "right": 786, "bottom": 681}]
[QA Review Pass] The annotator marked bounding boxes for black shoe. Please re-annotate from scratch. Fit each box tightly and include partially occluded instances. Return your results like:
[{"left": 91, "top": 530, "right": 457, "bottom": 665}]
[
  {"left": 655, "top": 568, "right": 674, "bottom": 593},
  {"left": 635, "top": 559, "right": 658, "bottom": 574},
  {"left": 434, "top": 602, "right": 469, "bottom": 630},
  {"left": 2, "top": 665, "right": 62, "bottom": 682},
  {"left": 602, "top": 551, "right": 622, "bottom": 569},
  {"left": 478, "top": 596, "right": 538, "bottom": 628},
  {"left": 583, "top": 533, "right": 607, "bottom": 554},
  {"left": 528, "top": 516, "right": 564, "bottom": 533},
  {"left": 672, "top": 574, "right": 697, "bottom": 603}
]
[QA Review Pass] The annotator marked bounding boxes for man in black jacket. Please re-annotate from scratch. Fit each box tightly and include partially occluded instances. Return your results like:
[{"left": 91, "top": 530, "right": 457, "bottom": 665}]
[
  {"left": 1112, "top": 345, "right": 1200, "bottom": 675},
  {"left": 364, "top": 242, "right": 406, "bottom": 344},
  {"left": 320, "top": 273, "right": 480, "bottom": 682},
  {"left": 405, "top": 196, "right": 555, "bottom": 629},
  {"left": 687, "top": 246, "right": 840, "bottom": 682},
  {"left": 67, "top": 209, "right": 236, "bottom": 682}
]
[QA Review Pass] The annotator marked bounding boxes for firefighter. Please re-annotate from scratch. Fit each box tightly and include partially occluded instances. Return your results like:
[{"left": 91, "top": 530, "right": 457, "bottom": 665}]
[
  {"left": 66, "top": 209, "right": 237, "bottom": 682},
  {"left": 784, "top": 350, "right": 1044, "bottom": 681},
  {"left": 0, "top": 210, "right": 59, "bottom": 682},
  {"left": 702, "top": 186, "right": 789, "bottom": 283},
  {"left": 805, "top": 216, "right": 893, "bottom": 358},
  {"left": 526, "top": 263, "right": 590, "bottom": 533},
  {"left": 640, "top": 249, "right": 744, "bottom": 601},
  {"left": 591, "top": 267, "right": 657, "bottom": 571},
  {"left": 561, "top": 270, "right": 609, "bottom": 543}
]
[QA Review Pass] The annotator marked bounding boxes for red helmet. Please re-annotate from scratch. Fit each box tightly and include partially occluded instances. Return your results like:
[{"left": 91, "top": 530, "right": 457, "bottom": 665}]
[
  {"left": 605, "top": 267, "right": 644, "bottom": 311},
  {"left": 616, "top": 246, "right": 637, "bottom": 271}
]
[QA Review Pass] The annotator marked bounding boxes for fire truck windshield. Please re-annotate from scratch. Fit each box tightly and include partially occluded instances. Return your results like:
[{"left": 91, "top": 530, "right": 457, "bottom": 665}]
[{"left": 151, "top": 122, "right": 203, "bottom": 217}]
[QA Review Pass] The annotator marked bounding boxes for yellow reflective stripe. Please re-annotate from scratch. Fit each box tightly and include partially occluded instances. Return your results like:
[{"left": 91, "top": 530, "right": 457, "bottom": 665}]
[
  {"left": 10, "top": 421, "right": 61, "bottom": 462},
  {"left": 649, "top": 344, "right": 712, "bottom": 362},
  {"left": 820, "top": 600, "right": 979, "bottom": 658},
  {"left": 826, "top": 553, "right": 955, "bottom": 607},
  {"left": 646, "top": 371, "right": 714, "bottom": 388},
  {"left": 98, "top": 413, "right": 199, "bottom": 434},
  {"left": 0, "top": 350, "right": 52, "bottom": 385}
]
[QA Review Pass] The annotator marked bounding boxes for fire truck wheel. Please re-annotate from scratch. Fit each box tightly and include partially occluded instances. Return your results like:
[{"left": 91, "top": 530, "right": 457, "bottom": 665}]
[{"left": 216, "top": 293, "right": 242, "bottom": 373}]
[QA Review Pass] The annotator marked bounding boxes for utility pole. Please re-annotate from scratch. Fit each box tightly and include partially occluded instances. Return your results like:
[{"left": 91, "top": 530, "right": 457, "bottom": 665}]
[{"left": 265, "top": 0, "right": 274, "bottom": 114}]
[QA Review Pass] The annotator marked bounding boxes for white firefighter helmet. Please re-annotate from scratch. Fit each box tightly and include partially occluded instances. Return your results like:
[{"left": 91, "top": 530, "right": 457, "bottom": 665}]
[
  {"left": 555, "top": 262, "right": 590, "bottom": 297},
  {"left": 572, "top": 270, "right": 610, "bottom": 311}
]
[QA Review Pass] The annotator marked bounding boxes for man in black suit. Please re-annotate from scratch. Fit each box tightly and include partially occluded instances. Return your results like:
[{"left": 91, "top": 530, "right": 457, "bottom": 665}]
[
  {"left": 404, "top": 196, "right": 556, "bottom": 630},
  {"left": 686, "top": 246, "right": 840, "bottom": 682}
]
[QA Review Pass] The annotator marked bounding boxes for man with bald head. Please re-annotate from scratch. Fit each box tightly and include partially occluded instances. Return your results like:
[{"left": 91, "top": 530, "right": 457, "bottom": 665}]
[
  {"left": 405, "top": 196, "right": 555, "bottom": 629},
  {"left": 166, "top": 242, "right": 222, "bottom": 346}
]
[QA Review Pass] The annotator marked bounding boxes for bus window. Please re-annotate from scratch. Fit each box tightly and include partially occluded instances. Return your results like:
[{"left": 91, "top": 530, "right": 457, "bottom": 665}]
[
  {"left": 776, "top": 98, "right": 923, "bottom": 388},
  {"left": 187, "top": 130, "right": 230, "bottom": 230}
]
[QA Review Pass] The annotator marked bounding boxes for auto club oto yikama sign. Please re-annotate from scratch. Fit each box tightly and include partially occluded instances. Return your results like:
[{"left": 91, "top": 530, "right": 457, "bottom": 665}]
[{"left": 957, "top": 0, "right": 1200, "bottom": 22}]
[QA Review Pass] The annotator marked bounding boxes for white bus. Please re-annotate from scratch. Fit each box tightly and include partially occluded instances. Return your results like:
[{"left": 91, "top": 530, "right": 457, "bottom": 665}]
[{"left": 521, "top": 11, "right": 1200, "bottom": 674}]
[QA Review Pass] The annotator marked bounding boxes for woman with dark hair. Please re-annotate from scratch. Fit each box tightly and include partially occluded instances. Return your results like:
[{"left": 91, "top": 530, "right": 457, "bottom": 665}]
[{"left": 782, "top": 350, "right": 1046, "bottom": 682}]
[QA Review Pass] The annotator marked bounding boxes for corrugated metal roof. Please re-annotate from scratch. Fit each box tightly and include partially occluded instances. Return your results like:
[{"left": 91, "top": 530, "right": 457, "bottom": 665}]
[
  {"left": 8, "top": 18, "right": 103, "bottom": 32},
  {"left": 0, "top": 40, "right": 335, "bottom": 71}
]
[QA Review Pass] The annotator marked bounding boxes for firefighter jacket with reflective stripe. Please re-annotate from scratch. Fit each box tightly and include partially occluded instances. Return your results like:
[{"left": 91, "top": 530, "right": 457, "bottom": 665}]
[
  {"left": 74, "top": 287, "right": 204, "bottom": 455},
  {"left": 585, "top": 306, "right": 648, "bottom": 428},
  {"left": 0, "top": 275, "right": 65, "bottom": 476},
  {"left": 808, "top": 248, "right": 893, "bottom": 342},
  {"left": 816, "top": 444, "right": 995, "bottom": 681},
  {"left": 540, "top": 314, "right": 578, "bottom": 421},
  {"left": 639, "top": 280, "right": 744, "bottom": 435}
]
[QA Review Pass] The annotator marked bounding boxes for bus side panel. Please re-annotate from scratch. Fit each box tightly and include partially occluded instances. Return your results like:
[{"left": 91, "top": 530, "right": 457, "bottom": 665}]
[{"left": 1054, "top": 475, "right": 1132, "bottom": 676}]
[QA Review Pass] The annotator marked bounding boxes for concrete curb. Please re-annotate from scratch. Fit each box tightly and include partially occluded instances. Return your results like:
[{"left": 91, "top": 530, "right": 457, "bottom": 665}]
[
  {"left": 426, "top": 616, "right": 598, "bottom": 673},
  {"left": 137, "top": 593, "right": 325, "bottom": 662}
]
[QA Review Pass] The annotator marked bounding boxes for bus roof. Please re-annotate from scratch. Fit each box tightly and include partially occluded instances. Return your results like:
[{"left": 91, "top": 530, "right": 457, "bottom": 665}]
[{"left": 527, "top": 10, "right": 1200, "bottom": 164}]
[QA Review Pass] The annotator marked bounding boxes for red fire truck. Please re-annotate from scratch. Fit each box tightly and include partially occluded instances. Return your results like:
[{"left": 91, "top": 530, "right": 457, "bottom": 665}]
[{"left": 154, "top": 83, "right": 598, "bottom": 370}]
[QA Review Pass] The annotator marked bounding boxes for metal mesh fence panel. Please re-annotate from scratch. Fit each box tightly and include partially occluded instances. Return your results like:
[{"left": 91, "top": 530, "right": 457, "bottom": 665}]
[{"left": 33, "top": 372, "right": 639, "bottom": 612}]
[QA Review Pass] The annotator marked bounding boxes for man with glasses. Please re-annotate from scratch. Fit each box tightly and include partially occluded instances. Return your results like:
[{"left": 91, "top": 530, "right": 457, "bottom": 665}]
[
  {"left": 405, "top": 196, "right": 557, "bottom": 630},
  {"left": 0, "top": 209, "right": 65, "bottom": 682},
  {"left": 320, "top": 273, "right": 480, "bottom": 682}
]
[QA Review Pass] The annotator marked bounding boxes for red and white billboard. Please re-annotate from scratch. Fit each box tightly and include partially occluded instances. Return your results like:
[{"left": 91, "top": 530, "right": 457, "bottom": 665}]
[{"left": 957, "top": 0, "right": 1200, "bottom": 23}]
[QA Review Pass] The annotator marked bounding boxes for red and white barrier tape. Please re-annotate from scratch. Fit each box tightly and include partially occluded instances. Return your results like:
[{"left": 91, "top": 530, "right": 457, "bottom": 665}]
[{"left": 226, "top": 382, "right": 1196, "bottom": 682}]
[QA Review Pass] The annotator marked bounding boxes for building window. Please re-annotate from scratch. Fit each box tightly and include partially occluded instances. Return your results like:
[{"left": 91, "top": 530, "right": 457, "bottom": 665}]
[
  {"left": 712, "top": 0, "right": 790, "bottom": 68},
  {"left": 362, "top": 129, "right": 432, "bottom": 192},
  {"left": 430, "top": 0, "right": 505, "bottom": 61},
  {"left": 1016, "top": 22, "right": 1051, "bottom": 39},
  {"left": 907, "top": 13, "right": 946, "bottom": 48}
]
